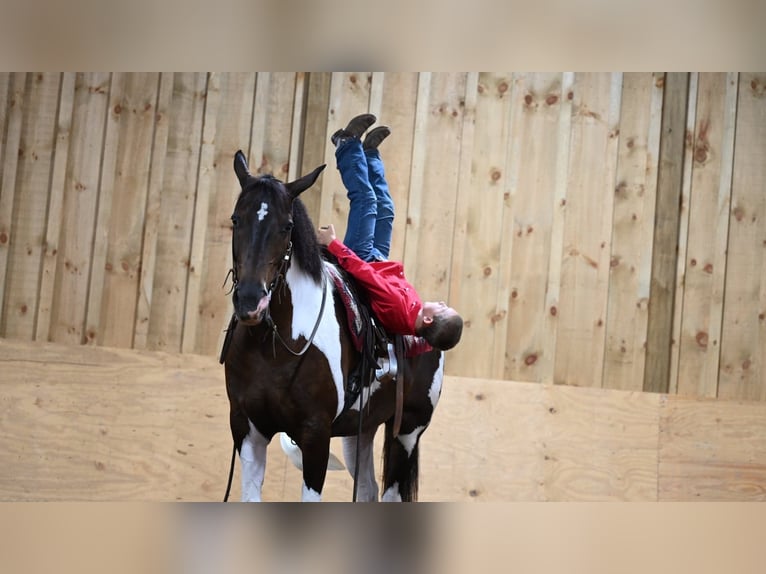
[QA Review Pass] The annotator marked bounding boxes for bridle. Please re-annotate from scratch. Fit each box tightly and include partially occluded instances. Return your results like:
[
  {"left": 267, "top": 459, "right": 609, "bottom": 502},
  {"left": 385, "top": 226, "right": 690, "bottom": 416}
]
[{"left": 224, "top": 234, "right": 327, "bottom": 358}]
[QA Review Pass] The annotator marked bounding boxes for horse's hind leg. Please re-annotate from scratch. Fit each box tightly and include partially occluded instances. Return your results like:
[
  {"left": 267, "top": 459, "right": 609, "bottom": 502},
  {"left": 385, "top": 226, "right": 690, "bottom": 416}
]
[
  {"left": 342, "top": 430, "right": 379, "bottom": 502},
  {"left": 381, "top": 422, "right": 426, "bottom": 502}
]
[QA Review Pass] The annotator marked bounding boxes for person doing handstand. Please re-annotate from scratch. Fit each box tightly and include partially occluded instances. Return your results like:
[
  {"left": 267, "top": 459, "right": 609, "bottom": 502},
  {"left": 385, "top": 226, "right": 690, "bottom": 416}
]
[{"left": 317, "top": 113, "right": 463, "bottom": 351}]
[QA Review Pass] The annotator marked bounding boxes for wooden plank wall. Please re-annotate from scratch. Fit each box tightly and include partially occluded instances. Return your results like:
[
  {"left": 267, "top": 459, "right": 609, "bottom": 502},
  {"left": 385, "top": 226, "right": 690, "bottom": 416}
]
[
  {"left": 1, "top": 72, "right": 765, "bottom": 400},
  {"left": 3, "top": 338, "right": 766, "bottom": 501}
]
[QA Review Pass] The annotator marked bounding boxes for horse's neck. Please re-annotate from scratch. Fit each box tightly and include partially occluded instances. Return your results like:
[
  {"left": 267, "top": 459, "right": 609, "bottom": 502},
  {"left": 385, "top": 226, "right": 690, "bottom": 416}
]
[{"left": 281, "top": 259, "right": 327, "bottom": 338}]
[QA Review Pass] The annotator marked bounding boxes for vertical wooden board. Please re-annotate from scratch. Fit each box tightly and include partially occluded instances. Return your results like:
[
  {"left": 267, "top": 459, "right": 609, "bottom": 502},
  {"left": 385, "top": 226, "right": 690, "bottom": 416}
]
[
  {"left": 98, "top": 73, "right": 159, "bottom": 349},
  {"left": 299, "top": 73, "right": 332, "bottom": 223},
  {"left": 554, "top": 73, "right": 622, "bottom": 388},
  {"left": 718, "top": 73, "right": 766, "bottom": 401},
  {"left": 603, "top": 73, "right": 662, "bottom": 392},
  {"left": 659, "top": 395, "right": 766, "bottom": 500},
  {"left": 193, "top": 73, "right": 257, "bottom": 356},
  {"left": 403, "top": 73, "right": 467, "bottom": 302},
  {"left": 133, "top": 73, "right": 174, "bottom": 350},
  {"left": 182, "top": 73, "right": 222, "bottom": 354},
  {"left": 377, "top": 73, "right": 419, "bottom": 263},
  {"left": 505, "top": 73, "right": 569, "bottom": 382},
  {"left": 0, "top": 73, "right": 26, "bottom": 335},
  {"left": 447, "top": 72, "right": 512, "bottom": 379},
  {"left": 3, "top": 73, "right": 60, "bottom": 341},
  {"left": 145, "top": 73, "right": 207, "bottom": 352},
  {"left": 36, "top": 73, "right": 76, "bottom": 342},
  {"left": 676, "top": 73, "right": 737, "bottom": 398},
  {"left": 48, "top": 73, "right": 110, "bottom": 345},
  {"left": 259, "top": 72, "right": 297, "bottom": 182},
  {"left": 644, "top": 73, "right": 690, "bottom": 393},
  {"left": 319, "top": 72, "right": 373, "bottom": 235}
]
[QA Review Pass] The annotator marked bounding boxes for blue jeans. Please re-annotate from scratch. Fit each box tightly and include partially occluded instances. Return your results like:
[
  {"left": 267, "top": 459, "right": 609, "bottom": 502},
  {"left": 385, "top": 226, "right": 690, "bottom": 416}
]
[{"left": 336, "top": 138, "right": 394, "bottom": 262}]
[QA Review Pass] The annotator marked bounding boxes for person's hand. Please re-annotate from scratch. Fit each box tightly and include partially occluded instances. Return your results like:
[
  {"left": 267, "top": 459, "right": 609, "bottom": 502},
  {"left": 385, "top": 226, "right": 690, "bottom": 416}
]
[{"left": 317, "top": 224, "right": 336, "bottom": 246}]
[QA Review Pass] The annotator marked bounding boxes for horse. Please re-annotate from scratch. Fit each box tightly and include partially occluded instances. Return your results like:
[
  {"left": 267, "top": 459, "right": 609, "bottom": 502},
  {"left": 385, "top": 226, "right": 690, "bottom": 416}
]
[{"left": 222, "top": 150, "right": 445, "bottom": 502}]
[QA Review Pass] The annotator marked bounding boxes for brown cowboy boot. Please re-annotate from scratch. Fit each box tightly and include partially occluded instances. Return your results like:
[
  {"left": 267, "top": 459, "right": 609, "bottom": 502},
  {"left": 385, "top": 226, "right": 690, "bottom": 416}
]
[
  {"left": 363, "top": 126, "right": 391, "bottom": 150},
  {"left": 331, "top": 113, "right": 376, "bottom": 146}
]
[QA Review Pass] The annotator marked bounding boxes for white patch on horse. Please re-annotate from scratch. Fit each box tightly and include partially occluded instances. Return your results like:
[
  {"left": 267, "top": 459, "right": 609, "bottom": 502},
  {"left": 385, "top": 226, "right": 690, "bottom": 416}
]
[
  {"left": 397, "top": 425, "right": 425, "bottom": 457},
  {"left": 286, "top": 261, "right": 345, "bottom": 419},
  {"left": 240, "top": 420, "right": 269, "bottom": 502},
  {"left": 301, "top": 483, "right": 322, "bottom": 502},
  {"left": 257, "top": 202, "right": 268, "bottom": 221},
  {"left": 429, "top": 352, "right": 445, "bottom": 409},
  {"left": 381, "top": 483, "right": 402, "bottom": 502},
  {"left": 349, "top": 379, "right": 381, "bottom": 411}
]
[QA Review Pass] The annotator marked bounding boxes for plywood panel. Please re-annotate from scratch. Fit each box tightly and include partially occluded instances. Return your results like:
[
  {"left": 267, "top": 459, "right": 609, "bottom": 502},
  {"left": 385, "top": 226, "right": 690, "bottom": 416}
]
[
  {"left": 603, "top": 73, "right": 663, "bottom": 392},
  {"left": 676, "top": 73, "right": 738, "bottom": 397},
  {"left": 554, "top": 73, "right": 622, "bottom": 388},
  {"left": 3, "top": 72, "right": 60, "bottom": 340},
  {"left": 659, "top": 395, "right": 766, "bottom": 500},
  {"left": 717, "top": 73, "right": 766, "bottom": 401},
  {"left": 3, "top": 339, "right": 766, "bottom": 501},
  {"left": 49, "top": 72, "right": 110, "bottom": 345}
]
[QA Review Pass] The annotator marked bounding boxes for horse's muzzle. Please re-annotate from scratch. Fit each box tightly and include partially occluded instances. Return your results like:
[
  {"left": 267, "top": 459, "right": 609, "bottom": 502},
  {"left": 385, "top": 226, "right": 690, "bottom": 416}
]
[{"left": 234, "top": 287, "right": 272, "bottom": 326}]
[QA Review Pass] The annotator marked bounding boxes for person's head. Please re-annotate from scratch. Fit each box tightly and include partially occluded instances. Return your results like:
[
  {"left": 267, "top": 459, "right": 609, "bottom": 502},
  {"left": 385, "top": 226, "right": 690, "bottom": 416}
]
[{"left": 414, "top": 301, "right": 463, "bottom": 351}]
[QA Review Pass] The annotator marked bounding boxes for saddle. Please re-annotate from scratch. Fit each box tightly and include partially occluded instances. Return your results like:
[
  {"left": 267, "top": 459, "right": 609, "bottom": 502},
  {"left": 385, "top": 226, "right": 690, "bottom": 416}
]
[{"left": 324, "top": 259, "right": 410, "bottom": 437}]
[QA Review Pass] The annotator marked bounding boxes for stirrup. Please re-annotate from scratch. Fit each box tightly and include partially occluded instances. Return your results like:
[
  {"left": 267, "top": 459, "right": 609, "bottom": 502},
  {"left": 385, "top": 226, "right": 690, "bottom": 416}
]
[{"left": 375, "top": 342, "right": 398, "bottom": 383}]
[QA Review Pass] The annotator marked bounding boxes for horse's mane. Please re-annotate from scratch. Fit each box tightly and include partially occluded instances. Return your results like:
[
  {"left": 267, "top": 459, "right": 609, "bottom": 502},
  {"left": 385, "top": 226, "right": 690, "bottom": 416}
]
[{"left": 290, "top": 196, "right": 324, "bottom": 284}]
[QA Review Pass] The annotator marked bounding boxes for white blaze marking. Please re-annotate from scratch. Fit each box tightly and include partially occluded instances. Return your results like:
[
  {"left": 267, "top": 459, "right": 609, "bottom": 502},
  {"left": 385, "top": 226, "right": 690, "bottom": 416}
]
[
  {"left": 257, "top": 202, "right": 268, "bottom": 221},
  {"left": 286, "top": 261, "right": 345, "bottom": 418}
]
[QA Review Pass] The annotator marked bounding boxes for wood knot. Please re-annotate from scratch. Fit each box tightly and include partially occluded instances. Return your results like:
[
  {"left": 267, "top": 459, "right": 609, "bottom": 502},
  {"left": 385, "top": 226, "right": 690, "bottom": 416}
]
[
  {"left": 696, "top": 331, "right": 709, "bottom": 348},
  {"left": 524, "top": 353, "right": 538, "bottom": 366}
]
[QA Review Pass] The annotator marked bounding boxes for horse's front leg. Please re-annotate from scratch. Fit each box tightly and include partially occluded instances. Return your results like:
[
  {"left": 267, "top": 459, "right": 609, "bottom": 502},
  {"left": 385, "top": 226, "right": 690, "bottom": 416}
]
[
  {"left": 298, "top": 426, "right": 332, "bottom": 502},
  {"left": 239, "top": 421, "right": 269, "bottom": 502}
]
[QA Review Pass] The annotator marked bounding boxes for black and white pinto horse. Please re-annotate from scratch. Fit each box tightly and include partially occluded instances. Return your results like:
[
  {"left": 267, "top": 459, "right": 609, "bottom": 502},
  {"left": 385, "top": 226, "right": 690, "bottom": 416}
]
[{"left": 223, "top": 151, "right": 444, "bottom": 501}]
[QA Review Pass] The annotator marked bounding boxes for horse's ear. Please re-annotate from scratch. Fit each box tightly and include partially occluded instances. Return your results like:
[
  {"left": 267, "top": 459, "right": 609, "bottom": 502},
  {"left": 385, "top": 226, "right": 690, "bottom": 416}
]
[
  {"left": 285, "top": 164, "right": 326, "bottom": 199},
  {"left": 233, "top": 150, "right": 251, "bottom": 187}
]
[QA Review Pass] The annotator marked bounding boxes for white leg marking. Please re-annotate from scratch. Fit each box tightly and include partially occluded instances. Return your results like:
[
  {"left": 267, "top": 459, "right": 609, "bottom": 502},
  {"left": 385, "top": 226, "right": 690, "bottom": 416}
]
[
  {"left": 301, "top": 483, "right": 322, "bottom": 502},
  {"left": 287, "top": 263, "right": 345, "bottom": 418},
  {"left": 429, "top": 352, "right": 445, "bottom": 409},
  {"left": 381, "top": 483, "right": 402, "bottom": 502},
  {"left": 240, "top": 421, "right": 269, "bottom": 502},
  {"left": 397, "top": 425, "right": 425, "bottom": 457}
]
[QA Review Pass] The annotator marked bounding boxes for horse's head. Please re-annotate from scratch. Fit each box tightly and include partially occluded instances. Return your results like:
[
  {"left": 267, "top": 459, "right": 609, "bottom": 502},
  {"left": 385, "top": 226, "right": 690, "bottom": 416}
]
[{"left": 230, "top": 150, "right": 325, "bottom": 325}]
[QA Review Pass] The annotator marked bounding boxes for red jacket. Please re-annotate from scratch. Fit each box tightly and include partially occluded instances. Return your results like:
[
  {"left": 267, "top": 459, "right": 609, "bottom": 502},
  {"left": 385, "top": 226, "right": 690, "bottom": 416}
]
[{"left": 328, "top": 239, "right": 431, "bottom": 354}]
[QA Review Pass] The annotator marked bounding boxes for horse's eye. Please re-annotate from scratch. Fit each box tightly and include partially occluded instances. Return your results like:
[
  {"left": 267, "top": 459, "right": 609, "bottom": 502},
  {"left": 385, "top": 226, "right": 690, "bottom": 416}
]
[
  {"left": 231, "top": 215, "right": 239, "bottom": 227},
  {"left": 283, "top": 221, "right": 294, "bottom": 234}
]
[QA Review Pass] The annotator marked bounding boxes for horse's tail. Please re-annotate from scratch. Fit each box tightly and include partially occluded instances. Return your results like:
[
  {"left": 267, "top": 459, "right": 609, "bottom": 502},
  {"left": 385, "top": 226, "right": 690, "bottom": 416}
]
[{"left": 382, "top": 422, "right": 420, "bottom": 502}]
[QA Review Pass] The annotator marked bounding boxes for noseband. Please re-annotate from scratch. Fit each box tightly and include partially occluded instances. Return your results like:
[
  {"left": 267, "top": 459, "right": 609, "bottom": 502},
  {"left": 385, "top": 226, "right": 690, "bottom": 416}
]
[{"left": 224, "top": 236, "right": 327, "bottom": 358}]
